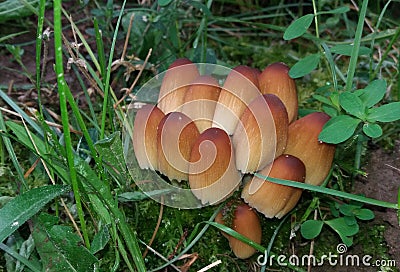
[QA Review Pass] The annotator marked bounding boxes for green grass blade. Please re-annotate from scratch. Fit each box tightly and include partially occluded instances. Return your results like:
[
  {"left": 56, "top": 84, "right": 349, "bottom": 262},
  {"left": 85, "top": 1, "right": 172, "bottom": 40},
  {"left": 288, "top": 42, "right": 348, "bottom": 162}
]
[
  {"left": 345, "top": 0, "right": 369, "bottom": 92},
  {"left": 53, "top": 0, "right": 90, "bottom": 248},
  {"left": 148, "top": 207, "right": 221, "bottom": 272},
  {"left": 94, "top": 17, "right": 106, "bottom": 84},
  {"left": 35, "top": 0, "right": 46, "bottom": 115},
  {"left": 74, "top": 158, "right": 146, "bottom": 270},
  {"left": 0, "top": 110, "right": 27, "bottom": 190},
  {"left": 208, "top": 221, "right": 265, "bottom": 252},
  {"left": 71, "top": 66, "right": 99, "bottom": 129},
  {"left": 0, "top": 89, "right": 43, "bottom": 136},
  {"left": 208, "top": 221, "right": 304, "bottom": 272},
  {"left": 254, "top": 173, "right": 398, "bottom": 210},
  {"left": 0, "top": 185, "right": 69, "bottom": 243},
  {"left": 0, "top": 242, "right": 41, "bottom": 272},
  {"left": 321, "top": 42, "right": 338, "bottom": 92},
  {"left": 61, "top": 8, "right": 101, "bottom": 73},
  {"left": 100, "top": 0, "right": 127, "bottom": 139},
  {"left": 371, "top": 26, "right": 400, "bottom": 80},
  {"left": 0, "top": 31, "right": 29, "bottom": 43}
]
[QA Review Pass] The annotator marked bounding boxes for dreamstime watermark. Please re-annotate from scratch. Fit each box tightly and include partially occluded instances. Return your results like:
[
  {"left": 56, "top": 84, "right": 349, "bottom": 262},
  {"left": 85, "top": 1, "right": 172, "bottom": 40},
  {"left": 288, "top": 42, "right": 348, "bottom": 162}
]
[{"left": 257, "top": 244, "right": 397, "bottom": 268}]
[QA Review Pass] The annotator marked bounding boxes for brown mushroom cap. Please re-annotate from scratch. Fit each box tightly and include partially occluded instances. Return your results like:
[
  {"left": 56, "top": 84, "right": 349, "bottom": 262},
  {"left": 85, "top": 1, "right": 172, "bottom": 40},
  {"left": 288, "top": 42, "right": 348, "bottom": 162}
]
[
  {"left": 157, "top": 112, "right": 200, "bottom": 181},
  {"left": 212, "top": 65, "right": 262, "bottom": 135},
  {"left": 132, "top": 104, "right": 165, "bottom": 170},
  {"left": 189, "top": 127, "right": 242, "bottom": 204},
  {"left": 181, "top": 75, "right": 221, "bottom": 133},
  {"left": 216, "top": 201, "right": 262, "bottom": 259},
  {"left": 258, "top": 62, "right": 298, "bottom": 123},
  {"left": 157, "top": 58, "right": 200, "bottom": 114},
  {"left": 232, "top": 94, "right": 289, "bottom": 173},
  {"left": 242, "top": 154, "right": 305, "bottom": 218},
  {"left": 285, "top": 112, "right": 336, "bottom": 186}
]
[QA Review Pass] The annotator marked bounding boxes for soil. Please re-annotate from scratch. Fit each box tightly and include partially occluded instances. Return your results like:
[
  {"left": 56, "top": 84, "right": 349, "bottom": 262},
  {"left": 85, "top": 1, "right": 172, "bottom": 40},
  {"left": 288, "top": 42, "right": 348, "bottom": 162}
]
[
  {"left": 353, "top": 141, "right": 400, "bottom": 270},
  {"left": 312, "top": 142, "right": 400, "bottom": 272}
]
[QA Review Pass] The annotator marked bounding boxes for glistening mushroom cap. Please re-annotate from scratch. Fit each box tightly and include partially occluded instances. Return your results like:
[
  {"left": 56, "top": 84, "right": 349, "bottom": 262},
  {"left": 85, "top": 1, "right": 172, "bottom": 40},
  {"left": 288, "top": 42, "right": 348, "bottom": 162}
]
[
  {"left": 132, "top": 104, "right": 165, "bottom": 170},
  {"left": 232, "top": 94, "right": 289, "bottom": 173},
  {"left": 216, "top": 201, "right": 262, "bottom": 259},
  {"left": 242, "top": 154, "right": 305, "bottom": 218},
  {"left": 212, "top": 65, "right": 262, "bottom": 134},
  {"left": 285, "top": 112, "right": 336, "bottom": 186},
  {"left": 157, "top": 112, "right": 200, "bottom": 181},
  {"left": 258, "top": 62, "right": 298, "bottom": 123},
  {"left": 181, "top": 75, "right": 221, "bottom": 133},
  {"left": 189, "top": 127, "right": 242, "bottom": 205},
  {"left": 157, "top": 58, "right": 200, "bottom": 114}
]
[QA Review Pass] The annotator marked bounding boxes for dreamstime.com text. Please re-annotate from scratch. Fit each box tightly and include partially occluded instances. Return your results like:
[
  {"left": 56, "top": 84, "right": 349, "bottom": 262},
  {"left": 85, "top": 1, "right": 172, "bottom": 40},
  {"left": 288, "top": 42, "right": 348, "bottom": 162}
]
[{"left": 257, "top": 244, "right": 396, "bottom": 268}]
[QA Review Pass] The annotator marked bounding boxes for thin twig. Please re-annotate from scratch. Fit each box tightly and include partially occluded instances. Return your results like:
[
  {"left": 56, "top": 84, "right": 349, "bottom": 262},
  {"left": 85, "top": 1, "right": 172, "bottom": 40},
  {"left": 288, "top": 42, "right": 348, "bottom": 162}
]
[
  {"left": 168, "top": 229, "right": 189, "bottom": 260},
  {"left": 142, "top": 195, "right": 164, "bottom": 258},
  {"left": 141, "top": 242, "right": 182, "bottom": 272},
  {"left": 61, "top": 15, "right": 104, "bottom": 97},
  {"left": 385, "top": 164, "right": 400, "bottom": 174},
  {"left": 114, "top": 48, "right": 153, "bottom": 108},
  {"left": 307, "top": 209, "right": 318, "bottom": 272},
  {"left": 121, "top": 13, "right": 135, "bottom": 61},
  {"left": 350, "top": 0, "right": 374, "bottom": 32},
  {"left": 24, "top": 158, "right": 40, "bottom": 179},
  {"left": 40, "top": 27, "right": 51, "bottom": 81},
  {"left": 197, "top": 260, "right": 222, "bottom": 272},
  {"left": 7, "top": 80, "right": 14, "bottom": 95}
]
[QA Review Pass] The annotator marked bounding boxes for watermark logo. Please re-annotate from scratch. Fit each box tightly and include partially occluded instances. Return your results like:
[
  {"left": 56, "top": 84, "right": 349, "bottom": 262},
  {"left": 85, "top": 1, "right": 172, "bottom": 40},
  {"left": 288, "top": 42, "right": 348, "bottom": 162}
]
[{"left": 257, "top": 243, "right": 396, "bottom": 268}]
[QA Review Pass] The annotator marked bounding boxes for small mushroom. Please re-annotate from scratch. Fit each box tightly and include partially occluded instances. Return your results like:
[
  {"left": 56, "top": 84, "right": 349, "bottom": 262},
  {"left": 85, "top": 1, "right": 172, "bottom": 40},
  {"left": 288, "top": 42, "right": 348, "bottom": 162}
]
[
  {"left": 285, "top": 112, "right": 336, "bottom": 186},
  {"left": 242, "top": 154, "right": 305, "bottom": 218},
  {"left": 213, "top": 65, "right": 262, "bottom": 134},
  {"left": 189, "top": 127, "right": 241, "bottom": 204},
  {"left": 157, "top": 112, "right": 200, "bottom": 181},
  {"left": 232, "top": 94, "right": 289, "bottom": 173},
  {"left": 157, "top": 58, "right": 200, "bottom": 114},
  {"left": 258, "top": 62, "right": 298, "bottom": 123},
  {"left": 132, "top": 104, "right": 165, "bottom": 170},
  {"left": 181, "top": 75, "right": 221, "bottom": 133},
  {"left": 215, "top": 200, "right": 262, "bottom": 259}
]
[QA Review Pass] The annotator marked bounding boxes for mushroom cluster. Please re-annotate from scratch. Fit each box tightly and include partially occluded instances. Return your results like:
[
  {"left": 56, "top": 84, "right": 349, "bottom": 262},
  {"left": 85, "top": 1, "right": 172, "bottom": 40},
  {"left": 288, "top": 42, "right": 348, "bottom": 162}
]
[{"left": 132, "top": 58, "right": 336, "bottom": 258}]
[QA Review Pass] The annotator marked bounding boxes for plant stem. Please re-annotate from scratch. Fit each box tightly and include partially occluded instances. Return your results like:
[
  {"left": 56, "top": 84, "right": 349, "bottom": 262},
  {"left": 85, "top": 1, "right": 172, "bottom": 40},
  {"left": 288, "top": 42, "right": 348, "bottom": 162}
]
[
  {"left": 351, "top": 133, "right": 364, "bottom": 188},
  {"left": 311, "top": 0, "right": 319, "bottom": 38},
  {"left": 371, "top": 26, "right": 400, "bottom": 80},
  {"left": 345, "top": 0, "right": 369, "bottom": 92},
  {"left": 94, "top": 17, "right": 106, "bottom": 84},
  {"left": 100, "top": 0, "right": 127, "bottom": 140},
  {"left": 36, "top": 0, "right": 46, "bottom": 116},
  {"left": 0, "top": 110, "right": 27, "bottom": 190},
  {"left": 53, "top": 0, "right": 90, "bottom": 248}
]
